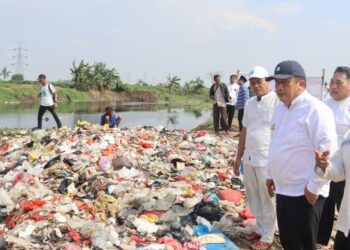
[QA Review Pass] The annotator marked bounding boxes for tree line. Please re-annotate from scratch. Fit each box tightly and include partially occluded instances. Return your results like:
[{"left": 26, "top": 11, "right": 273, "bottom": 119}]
[{"left": 1, "top": 60, "right": 207, "bottom": 96}]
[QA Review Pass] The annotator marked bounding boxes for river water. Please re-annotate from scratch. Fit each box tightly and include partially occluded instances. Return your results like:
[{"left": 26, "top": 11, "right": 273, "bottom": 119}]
[{"left": 0, "top": 102, "right": 211, "bottom": 130}]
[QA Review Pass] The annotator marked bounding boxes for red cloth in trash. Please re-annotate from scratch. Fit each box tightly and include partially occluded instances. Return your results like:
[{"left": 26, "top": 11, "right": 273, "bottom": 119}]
[
  {"left": 19, "top": 200, "right": 46, "bottom": 212},
  {"left": 157, "top": 237, "right": 184, "bottom": 250},
  {"left": 240, "top": 208, "right": 255, "bottom": 219},
  {"left": 217, "top": 189, "right": 243, "bottom": 205}
]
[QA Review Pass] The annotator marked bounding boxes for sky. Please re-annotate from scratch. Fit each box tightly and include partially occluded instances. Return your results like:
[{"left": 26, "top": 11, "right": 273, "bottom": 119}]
[{"left": 0, "top": 0, "right": 349, "bottom": 86}]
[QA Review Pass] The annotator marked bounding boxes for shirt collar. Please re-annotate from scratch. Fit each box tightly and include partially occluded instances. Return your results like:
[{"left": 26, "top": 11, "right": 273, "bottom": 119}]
[{"left": 287, "top": 90, "right": 308, "bottom": 109}]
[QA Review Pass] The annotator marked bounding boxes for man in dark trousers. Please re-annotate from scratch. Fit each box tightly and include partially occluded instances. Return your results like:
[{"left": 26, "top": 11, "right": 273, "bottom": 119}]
[
  {"left": 317, "top": 66, "right": 350, "bottom": 248},
  {"left": 226, "top": 74, "right": 239, "bottom": 130},
  {"left": 236, "top": 75, "right": 249, "bottom": 131},
  {"left": 209, "top": 74, "right": 230, "bottom": 134},
  {"left": 266, "top": 60, "right": 338, "bottom": 250},
  {"left": 37, "top": 74, "right": 62, "bottom": 129}
]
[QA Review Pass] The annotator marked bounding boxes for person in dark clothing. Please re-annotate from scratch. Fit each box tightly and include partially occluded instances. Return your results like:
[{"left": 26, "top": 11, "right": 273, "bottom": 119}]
[
  {"left": 236, "top": 75, "right": 249, "bottom": 131},
  {"left": 209, "top": 74, "right": 230, "bottom": 134},
  {"left": 100, "top": 106, "right": 122, "bottom": 128},
  {"left": 37, "top": 74, "right": 62, "bottom": 129}
]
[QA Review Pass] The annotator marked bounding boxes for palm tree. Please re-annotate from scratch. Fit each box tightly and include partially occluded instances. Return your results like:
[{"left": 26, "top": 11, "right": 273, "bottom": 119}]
[
  {"left": 183, "top": 77, "right": 205, "bottom": 95},
  {"left": 70, "top": 60, "right": 91, "bottom": 91},
  {"left": 166, "top": 74, "right": 181, "bottom": 94},
  {"left": 1, "top": 67, "right": 11, "bottom": 80}
]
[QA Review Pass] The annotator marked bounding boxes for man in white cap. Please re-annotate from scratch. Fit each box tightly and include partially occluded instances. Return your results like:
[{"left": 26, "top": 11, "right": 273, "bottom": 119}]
[{"left": 233, "top": 66, "right": 278, "bottom": 250}]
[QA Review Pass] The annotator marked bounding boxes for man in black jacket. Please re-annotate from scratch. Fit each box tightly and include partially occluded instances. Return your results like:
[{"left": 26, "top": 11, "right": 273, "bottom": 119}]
[{"left": 209, "top": 74, "right": 230, "bottom": 134}]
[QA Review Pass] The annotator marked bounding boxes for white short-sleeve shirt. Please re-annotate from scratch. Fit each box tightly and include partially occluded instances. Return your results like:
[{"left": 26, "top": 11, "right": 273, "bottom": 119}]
[
  {"left": 40, "top": 83, "right": 56, "bottom": 106},
  {"left": 242, "top": 91, "right": 279, "bottom": 167}
]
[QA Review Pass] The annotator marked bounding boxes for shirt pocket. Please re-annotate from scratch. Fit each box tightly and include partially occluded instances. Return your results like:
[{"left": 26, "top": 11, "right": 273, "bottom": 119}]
[{"left": 262, "top": 106, "right": 274, "bottom": 123}]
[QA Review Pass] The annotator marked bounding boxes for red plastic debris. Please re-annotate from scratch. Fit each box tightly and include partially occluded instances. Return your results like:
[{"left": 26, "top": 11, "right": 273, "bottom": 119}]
[
  {"left": 28, "top": 211, "right": 52, "bottom": 221},
  {"left": 12, "top": 172, "right": 35, "bottom": 185},
  {"left": 138, "top": 142, "right": 153, "bottom": 149},
  {"left": 67, "top": 137, "right": 76, "bottom": 142},
  {"left": 157, "top": 237, "right": 184, "bottom": 250},
  {"left": 217, "top": 189, "right": 243, "bottom": 205},
  {"left": 137, "top": 133, "right": 149, "bottom": 140},
  {"left": 66, "top": 228, "right": 81, "bottom": 242},
  {"left": 0, "top": 144, "right": 9, "bottom": 153},
  {"left": 217, "top": 172, "right": 229, "bottom": 181},
  {"left": 240, "top": 208, "right": 255, "bottom": 219},
  {"left": 179, "top": 129, "right": 187, "bottom": 134},
  {"left": 19, "top": 200, "right": 46, "bottom": 212},
  {"left": 196, "top": 130, "right": 208, "bottom": 138},
  {"left": 102, "top": 144, "right": 118, "bottom": 156},
  {"left": 63, "top": 243, "right": 82, "bottom": 250},
  {"left": 131, "top": 235, "right": 148, "bottom": 244}
]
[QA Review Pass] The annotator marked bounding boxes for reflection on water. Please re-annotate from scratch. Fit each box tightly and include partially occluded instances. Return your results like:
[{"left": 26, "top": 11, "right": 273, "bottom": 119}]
[{"left": 0, "top": 102, "right": 211, "bottom": 130}]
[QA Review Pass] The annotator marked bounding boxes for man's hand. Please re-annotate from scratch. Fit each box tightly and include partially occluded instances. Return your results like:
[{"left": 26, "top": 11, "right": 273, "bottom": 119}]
[
  {"left": 233, "top": 160, "right": 241, "bottom": 176},
  {"left": 304, "top": 187, "right": 318, "bottom": 206},
  {"left": 315, "top": 150, "right": 330, "bottom": 171},
  {"left": 54, "top": 102, "right": 58, "bottom": 109},
  {"left": 266, "top": 179, "right": 275, "bottom": 197}
]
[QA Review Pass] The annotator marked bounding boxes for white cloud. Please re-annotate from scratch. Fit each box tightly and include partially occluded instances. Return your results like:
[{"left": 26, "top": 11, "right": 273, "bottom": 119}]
[
  {"left": 257, "top": 2, "right": 303, "bottom": 15},
  {"left": 152, "top": 0, "right": 278, "bottom": 36}
]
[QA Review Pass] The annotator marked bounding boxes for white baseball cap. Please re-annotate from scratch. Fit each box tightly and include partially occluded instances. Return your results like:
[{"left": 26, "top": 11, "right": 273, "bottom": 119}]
[{"left": 248, "top": 66, "right": 269, "bottom": 79}]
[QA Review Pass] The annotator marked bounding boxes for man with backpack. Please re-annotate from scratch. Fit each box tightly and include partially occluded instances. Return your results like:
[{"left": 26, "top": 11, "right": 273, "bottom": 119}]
[{"left": 37, "top": 74, "right": 62, "bottom": 129}]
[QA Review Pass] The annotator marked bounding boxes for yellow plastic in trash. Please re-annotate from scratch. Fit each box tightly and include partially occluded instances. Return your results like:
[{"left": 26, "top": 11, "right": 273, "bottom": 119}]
[{"left": 28, "top": 151, "right": 38, "bottom": 161}]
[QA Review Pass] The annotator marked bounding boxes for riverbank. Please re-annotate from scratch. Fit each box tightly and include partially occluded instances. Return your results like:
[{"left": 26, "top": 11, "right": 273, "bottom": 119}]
[{"left": 0, "top": 82, "right": 211, "bottom": 107}]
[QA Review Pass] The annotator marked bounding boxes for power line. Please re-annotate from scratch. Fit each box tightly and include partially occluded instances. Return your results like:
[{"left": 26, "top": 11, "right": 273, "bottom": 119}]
[{"left": 12, "top": 41, "right": 28, "bottom": 76}]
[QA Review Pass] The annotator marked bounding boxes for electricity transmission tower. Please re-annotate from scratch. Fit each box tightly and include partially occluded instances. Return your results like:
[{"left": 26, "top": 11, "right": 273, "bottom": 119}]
[{"left": 12, "top": 41, "right": 28, "bottom": 76}]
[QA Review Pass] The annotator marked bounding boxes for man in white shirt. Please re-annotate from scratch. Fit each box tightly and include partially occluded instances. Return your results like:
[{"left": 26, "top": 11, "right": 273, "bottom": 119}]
[
  {"left": 317, "top": 66, "right": 350, "bottom": 247},
  {"left": 266, "top": 60, "right": 338, "bottom": 250},
  {"left": 315, "top": 131, "right": 350, "bottom": 250},
  {"left": 233, "top": 66, "right": 279, "bottom": 250},
  {"left": 226, "top": 74, "right": 239, "bottom": 130},
  {"left": 37, "top": 74, "right": 62, "bottom": 129}
]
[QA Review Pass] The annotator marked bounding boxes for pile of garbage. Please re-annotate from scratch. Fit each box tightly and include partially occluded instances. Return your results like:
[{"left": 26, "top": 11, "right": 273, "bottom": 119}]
[{"left": 0, "top": 124, "right": 256, "bottom": 249}]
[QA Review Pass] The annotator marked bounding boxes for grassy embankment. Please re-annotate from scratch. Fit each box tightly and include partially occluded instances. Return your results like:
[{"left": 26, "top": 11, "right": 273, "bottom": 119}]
[{"left": 0, "top": 81, "right": 211, "bottom": 108}]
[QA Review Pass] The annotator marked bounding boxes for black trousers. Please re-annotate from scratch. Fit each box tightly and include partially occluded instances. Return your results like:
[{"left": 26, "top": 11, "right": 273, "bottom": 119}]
[
  {"left": 226, "top": 105, "right": 235, "bottom": 129},
  {"left": 37, "top": 105, "right": 62, "bottom": 129},
  {"left": 213, "top": 103, "right": 228, "bottom": 133},
  {"left": 237, "top": 108, "right": 244, "bottom": 131},
  {"left": 335, "top": 230, "right": 350, "bottom": 250},
  {"left": 317, "top": 181, "right": 345, "bottom": 245},
  {"left": 276, "top": 194, "right": 325, "bottom": 250}
]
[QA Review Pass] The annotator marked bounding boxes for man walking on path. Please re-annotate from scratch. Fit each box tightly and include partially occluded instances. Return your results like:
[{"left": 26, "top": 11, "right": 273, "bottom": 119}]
[
  {"left": 236, "top": 75, "right": 249, "bottom": 131},
  {"left": 233, "top": 66, "right": 278, "bottom": 250},
  {"left": 266, "top": 60, "right": 338, "bottom": 250},
  {"left": 37, "top": 74, "right": 62, "bottom": 129},
  {"left": 209, "top": 74, "right": 230, "bottom": 134},
  {"left": 226, "top": 74, "right": 239, "bottom": 130},
  {"left": 317, "top": 66, "right": 350, "bottom": 248}
]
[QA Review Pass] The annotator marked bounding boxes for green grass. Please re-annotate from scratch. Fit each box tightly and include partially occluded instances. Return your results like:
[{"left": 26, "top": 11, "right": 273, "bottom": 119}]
[
  {"left": 0, "top": 82, "right": 90, "bottom": 103},
  {"left": 0, "top": 81, "right": 211, "bottom": 107},
  {"left": 125, "top": 83, "right": 211, "bottom": 107}
]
